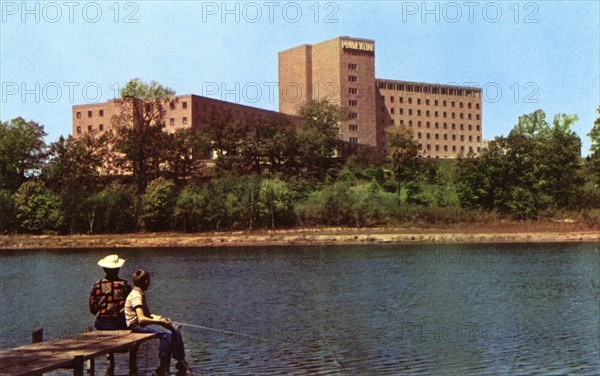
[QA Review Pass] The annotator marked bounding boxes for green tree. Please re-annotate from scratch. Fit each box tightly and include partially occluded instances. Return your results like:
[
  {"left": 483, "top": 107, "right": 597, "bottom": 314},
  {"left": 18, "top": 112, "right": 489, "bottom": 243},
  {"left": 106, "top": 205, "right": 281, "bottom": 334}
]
[
  {"left": 0, "top": 189, "right": 16, "bottom": 233},
  {"left": 296, "top": 100, "right": 344, "bottom": 181},
  {"left": 43, "top": 134, "right": 107, "bottom": 233},
  {"left": 112, "top": 78, "right": 176, "bottom": 193},
  {"left": 14, "top": 180, "right": 63, "bottom": 233},
  {"left": 175, "top": 184, "right": 209, "bottom": 231},
  {"left": 84, "top": 183, "right": 137, "bottom": 233},
  {"left": 588, "top": 106, "right": 600, "bottom": 182},
  {"left": 386, "top": 126, "right": 420, "bottom": 199},
  {"left": 141, "top": 177, "right": 177, "bottom": 231},
  {"left": 162, "top": 128, "right": 209, "bottom": 184},
  {"left": 258, "top": 178, "right": 294, "bottom": 228},
  {"left": 200, "top": 108, "right": 246, "bottom": 175},
  {"left": 0, "top": 117, "right": 48, "bottom": 191}
]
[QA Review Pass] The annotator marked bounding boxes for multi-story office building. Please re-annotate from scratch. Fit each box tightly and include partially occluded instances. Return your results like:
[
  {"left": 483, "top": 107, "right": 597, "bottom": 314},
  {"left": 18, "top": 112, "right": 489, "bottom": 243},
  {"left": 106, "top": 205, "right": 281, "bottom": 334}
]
[
  {"left": 74, "top": 36, "right": 483, "bottom": 158},
  {"left": 279, "top": 36, "right": 483, "bottom": 157}
]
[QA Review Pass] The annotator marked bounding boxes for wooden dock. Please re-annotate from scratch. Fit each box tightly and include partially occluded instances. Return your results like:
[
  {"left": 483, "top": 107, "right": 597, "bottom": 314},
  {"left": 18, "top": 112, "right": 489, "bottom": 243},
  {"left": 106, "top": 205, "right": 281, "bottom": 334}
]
[{"left": 0, "top": 330, "right": 158, "bottom": 376}]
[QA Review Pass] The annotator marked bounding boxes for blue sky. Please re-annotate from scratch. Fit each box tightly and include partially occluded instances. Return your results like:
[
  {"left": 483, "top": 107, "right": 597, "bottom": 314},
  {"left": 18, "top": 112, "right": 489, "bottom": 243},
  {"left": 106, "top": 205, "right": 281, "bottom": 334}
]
[{"left": 1, "top": 1, "right": 599, "bottom": 154}]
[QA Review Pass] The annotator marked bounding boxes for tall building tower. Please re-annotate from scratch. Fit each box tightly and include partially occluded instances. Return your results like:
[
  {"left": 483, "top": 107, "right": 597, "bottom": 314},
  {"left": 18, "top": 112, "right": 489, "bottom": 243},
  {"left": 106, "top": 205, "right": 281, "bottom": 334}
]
[
  {"left": 279, "top": 36, "right": 483, "bottom": 157},
  {"left": 279, "top": 36, "right": 379, "bottom": 147}
]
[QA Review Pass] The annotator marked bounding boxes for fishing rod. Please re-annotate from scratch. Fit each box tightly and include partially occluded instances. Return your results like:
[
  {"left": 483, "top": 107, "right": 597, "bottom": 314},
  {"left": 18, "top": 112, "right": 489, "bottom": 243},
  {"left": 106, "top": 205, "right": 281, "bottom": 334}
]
[{"left": 172, "top": 320, "right": 345, "bottom": 369}]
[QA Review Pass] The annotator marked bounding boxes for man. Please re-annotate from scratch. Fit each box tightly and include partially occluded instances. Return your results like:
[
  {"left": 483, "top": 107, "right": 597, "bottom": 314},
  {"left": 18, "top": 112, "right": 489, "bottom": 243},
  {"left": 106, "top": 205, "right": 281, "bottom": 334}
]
[{"left": 89, "top": 254, "right": 131, "bottom": 330}]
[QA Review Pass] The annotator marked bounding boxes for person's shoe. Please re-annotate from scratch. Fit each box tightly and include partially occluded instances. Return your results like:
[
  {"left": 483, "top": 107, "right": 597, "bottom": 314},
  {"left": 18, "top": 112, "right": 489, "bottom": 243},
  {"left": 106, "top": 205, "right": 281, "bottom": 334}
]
[{"left": 175, "top": 359, "right": 194, "bottom": 375}]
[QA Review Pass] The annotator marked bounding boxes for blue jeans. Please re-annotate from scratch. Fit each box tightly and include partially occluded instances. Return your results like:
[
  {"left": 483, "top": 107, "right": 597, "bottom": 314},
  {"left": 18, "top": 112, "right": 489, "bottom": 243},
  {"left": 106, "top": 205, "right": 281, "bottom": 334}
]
[{"left": 130, "top": 323, "right": 185, "bottom": 360}]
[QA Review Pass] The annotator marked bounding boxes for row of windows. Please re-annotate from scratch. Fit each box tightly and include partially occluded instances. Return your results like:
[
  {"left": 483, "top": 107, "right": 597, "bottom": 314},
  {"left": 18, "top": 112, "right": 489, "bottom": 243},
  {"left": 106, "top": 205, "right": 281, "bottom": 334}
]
[
  {"left": 377, "top": 81, "right": 481, "bottom": 98},
  {"left": 76, "top": 109, "right": 104, "bottom": 119},
  {"left": 420, "top": 144, "right": 482, "bottom": 154},
  {"left": 169, "top": 117, "right": 188, "bottom": 126},
  {"left": 348, "top": 75, "right": 357, "bottom": 82},
  {"left": 388, "top": 108, "right": 480, "bottom": 120},
  {"left": 384, "top": 96, "right": 480, "bottom": 110},
  {"left": 348, "top": 63, "right": 358, "bottom": 70},
  {"left": 76, "top": 124, "right": 105, "bottom": 133},
  {"left": 170, "top": 101, "right": 188, "bottom": 110},
  {"left": 392, "top": 119, "right": 481, "bottom": 132},
  {"left": 416, "top": 132, "right": 481, "bottom": 142}
]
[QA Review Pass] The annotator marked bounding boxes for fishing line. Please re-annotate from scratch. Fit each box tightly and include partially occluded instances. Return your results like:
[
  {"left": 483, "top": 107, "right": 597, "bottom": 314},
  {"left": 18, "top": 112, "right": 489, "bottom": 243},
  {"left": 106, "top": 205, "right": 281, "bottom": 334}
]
[{"left": 173, "top": 321, "right": 345, "bottom": 369}]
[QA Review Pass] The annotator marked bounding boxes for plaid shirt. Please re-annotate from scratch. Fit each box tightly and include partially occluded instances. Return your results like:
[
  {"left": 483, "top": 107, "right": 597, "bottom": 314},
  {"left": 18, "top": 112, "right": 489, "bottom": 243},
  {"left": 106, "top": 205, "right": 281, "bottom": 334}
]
[{"left": 89, "top": 277, "right": 132, "bottom": 317}]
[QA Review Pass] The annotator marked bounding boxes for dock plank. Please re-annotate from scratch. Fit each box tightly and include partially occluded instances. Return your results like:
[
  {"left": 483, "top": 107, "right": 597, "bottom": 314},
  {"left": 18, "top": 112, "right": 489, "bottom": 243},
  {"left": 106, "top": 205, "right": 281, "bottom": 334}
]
[{"left": 0, "top": 331, "right": 157, "bottom": 376}]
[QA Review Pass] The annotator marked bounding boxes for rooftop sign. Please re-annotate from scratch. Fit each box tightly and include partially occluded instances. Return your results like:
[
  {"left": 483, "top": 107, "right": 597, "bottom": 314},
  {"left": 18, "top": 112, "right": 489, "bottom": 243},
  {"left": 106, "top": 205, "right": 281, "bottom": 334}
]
[{"left": 341, "top": 39, "right": 374, "bottom": 52}]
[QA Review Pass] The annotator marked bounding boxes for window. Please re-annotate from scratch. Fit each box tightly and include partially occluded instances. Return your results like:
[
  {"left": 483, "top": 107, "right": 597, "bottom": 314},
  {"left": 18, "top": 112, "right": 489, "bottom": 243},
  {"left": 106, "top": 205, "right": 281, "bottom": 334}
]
[
  {"left": 436, "top": 145, "right": 440, "bottom": 151},
  {"left": 434, "top": 100, "right": 439, "bottom": 106},
  {"left": 476, "top": 114, "right": 480, "bottom": 120},
  {"left": 468, "top": 124, "right": 472, "bottom": 131},
  {"left": 99, "top": 110, "right": 104, "bottom": 117},
  {"left": 426, "top": 122, "right": 430, "bottom": 128},
  {"left": 426, "top": 133, "right": 431, "bottom": 139},
  {"left": 418, "top": 132, "right": 422, "bottom": 139},
  {"left": 477, "top": 136, "right": 481, "bottom": 142},
  {"left": 170, "top": 102, "right": 176, "bottom": 110},
  {"left": 443, "top": 123, "right": 447, "bottom": 129},
  {"left": 348, "top": 63, "right": 358, "bottom": 70},
  {"left": 444, "top": 134, "right": 448, "bottom": 140},
  {"left": 418, "top": 121, "right": 422, "bottom": 127},
  {"left": 349, "top": 112, "right": 358, "bottom": 119},
  {"left": 469, "top": 135, "right": 473, "bottom": 142},
  {"left": 459, "top": 102, "right": 464, "bottom": 108},
  {"left": 451, "top": 101, "right": 455, "bottom": 108},
  {"left": 76, "top": 126, "right": 81, "bottom": 133},
  {"left": 452, "top": 123, "right": 456, "bottom": 130},
  {"left": 460, "top": 124, "right": 464, "bottom": 130},
  {"left": 390, "top": 108, "right": 395, "bottom": 114},
  {"left": 99, "top": 124, "right": 104, "bottom": 131},
  {"left": 460, "top": 113, "right": 464, "bottom": 119},
  {"left": 349, "top": 124, "right": 358, "bottom": 131},
  {"left": 453, "top": 145, "right": 457, "bottom": 152},
  {"left": 461, "top": 135, "right": 465, "bottom": 141},
  {"left": 468, "top": 114, "right": 472, "bottom": 120},
  {"left": 452, "top": 135, "right": 457, "bottom": 140},
  {"left": 409, "top": 109, "right": 413, "bottom": 116},
  {"left": 88, "top": 111, "right": 92, "bottom": 118},
  {"left": 443, "top": 100, "right": 447, "bottom": 107},
  {"left": 435, "top": 111, "right": 439, "bottom": 117},
  {"left": 87, "top": 125, "right": 93, "bottom": 131},
  {"left": 468, "top": 103, "right": 472, "bottom": 109},
  {"left": 476, "top": 103, "right": 480, "bottom": 109},
  {"left": 408, "top": 98, "right": 412, "bottom": 104},
  {"left": 399, "top": 97, "right": 404, "bottom": 104},
  {"left": 409, "top": 120, "right": 413, "bottom": 126},
  {"left": 348, "top": 76, "right": 357, "bottom": 82},
  {"left": 400, "top": 108, "right": 404, "bottom": 115},
  {"left": 182, "top": 101, "right": 188, "bottom": 109},
  {"left": 443, "top": 112, "right": 447, "bottom": 118},
  {"left": 417, "top": 110, "right": 422, "bottom": 116},
  {"left": 349, "top": 88, "right": 358, "bottom": 94},
  {"left": 183, "top": 117, "right": 188, "bottom": 125},
  {"left": 426, "top": 99, "right": 430, "bottom": 105},
  {"left": 390, "top": 96, "right": 395, "bottom": 103},
  {"left": 417, "top": 99, "right": 421, "bottom": 105},
  {"left": 444, "top": 145, "right": 448, "bottom": 151},
  {"left": 477, "top": 125, "right": 480, "bottom": 131},
  {"left": 170, "top": 118, "right": 175, "bottom": 126},
  {"left": 349, "top": 100, "right": 358, "bottom": 107},
  {"left": 76, "top": 112, "right": 81, "bottom": 119},
  {"left": 349, "top": 137, "right": 359, "bottom": 144},
  {"left": 452, "top": 113, "right": 456, "bottom": 119},
  {"left": 391, "top": 119, "right": 395, "bottom": 125},
  {"left": 435, "top": 133, "right": 439, "bottom": 140}
]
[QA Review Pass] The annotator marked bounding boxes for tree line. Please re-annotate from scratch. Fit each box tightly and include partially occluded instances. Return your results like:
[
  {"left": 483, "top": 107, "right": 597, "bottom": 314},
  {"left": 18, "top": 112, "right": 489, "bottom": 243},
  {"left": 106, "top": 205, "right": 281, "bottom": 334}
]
[{"left": 1, "top": 79, "right": 600, "bottom": 234}]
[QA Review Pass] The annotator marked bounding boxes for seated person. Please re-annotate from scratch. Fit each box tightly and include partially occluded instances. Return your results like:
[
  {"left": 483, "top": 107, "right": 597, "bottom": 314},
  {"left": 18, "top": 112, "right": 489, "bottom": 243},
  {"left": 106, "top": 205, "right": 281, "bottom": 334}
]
[
  {"left": 125, "top": 270, "right": 193, "bottom": 376},
  {"left": 89, "top": 254, "right": 131, "bottom": 330}
]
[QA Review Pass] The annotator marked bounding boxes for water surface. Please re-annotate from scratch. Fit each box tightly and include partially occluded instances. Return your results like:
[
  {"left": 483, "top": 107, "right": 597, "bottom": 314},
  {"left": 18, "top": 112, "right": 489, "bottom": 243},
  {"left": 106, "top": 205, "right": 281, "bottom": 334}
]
[{"left": 1, "top": 243, "right": 598, "bottom": 375}]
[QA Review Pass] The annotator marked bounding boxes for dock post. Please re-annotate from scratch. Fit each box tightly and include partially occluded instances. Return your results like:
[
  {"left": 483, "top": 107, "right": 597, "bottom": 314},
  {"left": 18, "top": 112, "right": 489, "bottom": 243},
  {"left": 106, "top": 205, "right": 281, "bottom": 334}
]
[
  {"left": 31, "top": 328, "right": 43, "bottom": 344},
  {"left": 74, "top": 355, "right": 85, "bottom": 376},
  {"left": 128, "top": 341, "right": 141, "bottom": 376}
]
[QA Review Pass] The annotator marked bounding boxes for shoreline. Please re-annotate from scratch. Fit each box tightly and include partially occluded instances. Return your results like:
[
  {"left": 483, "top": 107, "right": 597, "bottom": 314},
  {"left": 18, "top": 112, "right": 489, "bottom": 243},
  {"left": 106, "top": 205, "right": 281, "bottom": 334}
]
[{"left": 2, "top": 222, "right": 600, "bottom": 249}]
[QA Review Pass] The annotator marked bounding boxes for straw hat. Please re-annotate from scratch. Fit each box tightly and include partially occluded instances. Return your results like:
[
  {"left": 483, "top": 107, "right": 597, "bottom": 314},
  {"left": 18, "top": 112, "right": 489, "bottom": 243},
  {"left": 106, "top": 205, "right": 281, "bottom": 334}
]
[{"left": 98, "top": 254, "right": 125, "bottom": 269}]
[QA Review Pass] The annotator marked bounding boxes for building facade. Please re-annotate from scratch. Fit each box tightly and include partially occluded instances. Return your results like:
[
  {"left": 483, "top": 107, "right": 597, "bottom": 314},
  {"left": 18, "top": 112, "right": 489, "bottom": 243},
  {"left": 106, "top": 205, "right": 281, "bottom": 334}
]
[
  {"left": 74, "top": 36, "right": 483, "bottom": 158},
  {"left": 73, "top": 94, "right": 283, "bottom": 138},
  {"left": 279, "top": 36, "right": 483, "bottom": 157}
]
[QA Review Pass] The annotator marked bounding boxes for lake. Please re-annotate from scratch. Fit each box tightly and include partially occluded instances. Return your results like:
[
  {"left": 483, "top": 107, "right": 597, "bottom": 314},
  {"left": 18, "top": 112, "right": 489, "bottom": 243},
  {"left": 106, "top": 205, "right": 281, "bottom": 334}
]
[{"left": 1, "top": 243, "right": 599, "bottom": 375}]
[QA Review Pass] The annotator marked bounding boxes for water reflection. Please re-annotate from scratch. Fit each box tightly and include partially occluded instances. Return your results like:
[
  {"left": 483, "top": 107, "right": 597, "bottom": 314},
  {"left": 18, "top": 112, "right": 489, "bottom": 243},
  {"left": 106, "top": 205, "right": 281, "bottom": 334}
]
[{"left": 1, "top": 244, "right": 598, "bottom": 374}]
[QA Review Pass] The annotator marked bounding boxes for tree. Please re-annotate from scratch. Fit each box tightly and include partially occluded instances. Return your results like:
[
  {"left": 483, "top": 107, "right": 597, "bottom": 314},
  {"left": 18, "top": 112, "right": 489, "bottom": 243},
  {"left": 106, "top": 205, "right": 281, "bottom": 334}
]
[
  {"left": 162, "top": 128, "right": 209, "bottom": 185},
  {"left": 14, "top": 180, "right": 63, "bottom": 233},
  {"left": 588, "top": 106, "right": 600, "bottom": 182},
  {"left": 0, "top": 190, "right": 16, "bottom": 233},
  {"left": 0, "top": 117, "right": 48, "bottom": 191},
  {"left": 43, "top": 134, "right": 107, "bottom": 233},
  {"left": 386, "top": 126, "right": 420, "bottom": 199},
  {"left": 84, "top": 183, "right": 137, "bottom": 233},
  {"left": 200, "top": 108, "right": 246, "bottom": 175},
  {"left": 456, "top": 110, "right": 582, "bottom": 218},
  {"left": 112, "top": 78, "right": 176, "bottom": 193},
  {"left": 141, "top": 177, "right": 177, "bottom": 231},
  {"left": 296, "top": 100, "right": 344, "bottom": 181},
  {"left": 258, "top": 178, "right": 294, "bottom": 228}
]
